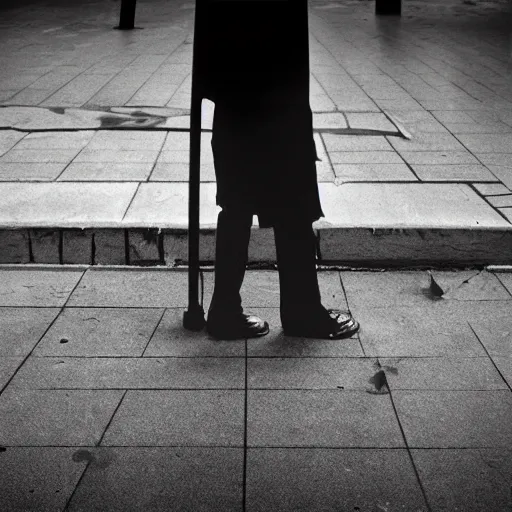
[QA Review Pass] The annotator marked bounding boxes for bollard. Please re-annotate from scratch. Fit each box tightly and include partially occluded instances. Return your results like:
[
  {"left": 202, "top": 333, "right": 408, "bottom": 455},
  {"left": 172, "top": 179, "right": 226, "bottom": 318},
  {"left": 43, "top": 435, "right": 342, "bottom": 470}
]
[
  {"left": 376, "top": 0, "right": 401, "bottom": 15},
  {"left": 116, "top": 0, "right": 137, "bottom": 30}
]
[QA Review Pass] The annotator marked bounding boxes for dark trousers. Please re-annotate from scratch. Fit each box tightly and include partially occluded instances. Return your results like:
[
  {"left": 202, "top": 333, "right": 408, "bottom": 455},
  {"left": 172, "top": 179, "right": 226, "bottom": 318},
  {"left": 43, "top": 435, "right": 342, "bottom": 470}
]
[{"left": 208, "top": 208, "right": 323, "bottom": 328}]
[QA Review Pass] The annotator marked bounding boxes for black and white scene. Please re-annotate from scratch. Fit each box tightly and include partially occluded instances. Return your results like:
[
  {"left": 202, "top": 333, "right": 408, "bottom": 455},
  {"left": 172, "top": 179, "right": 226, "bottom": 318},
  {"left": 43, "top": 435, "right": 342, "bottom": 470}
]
[{"left": 0, "top": 0, "right": 512, "bottom": 510}]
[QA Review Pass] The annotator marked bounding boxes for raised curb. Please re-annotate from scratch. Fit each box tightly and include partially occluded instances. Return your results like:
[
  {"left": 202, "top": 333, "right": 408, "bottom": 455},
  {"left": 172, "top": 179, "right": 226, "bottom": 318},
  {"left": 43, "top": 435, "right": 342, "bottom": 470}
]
[{"left": 1, "top": 226, "right": 511, "bottom": 268}]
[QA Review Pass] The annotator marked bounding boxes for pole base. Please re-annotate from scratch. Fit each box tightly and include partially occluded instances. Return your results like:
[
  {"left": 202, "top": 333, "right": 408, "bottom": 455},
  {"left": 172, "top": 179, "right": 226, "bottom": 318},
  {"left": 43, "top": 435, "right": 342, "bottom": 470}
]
[{"left": 183, "top": 307, "right": 206, "bottom": 331}]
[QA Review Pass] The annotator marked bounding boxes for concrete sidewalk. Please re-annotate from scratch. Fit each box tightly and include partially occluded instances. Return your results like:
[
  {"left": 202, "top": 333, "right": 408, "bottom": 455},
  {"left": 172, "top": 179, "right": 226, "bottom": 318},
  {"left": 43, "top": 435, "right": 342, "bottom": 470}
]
[
  {"left": 1, "top": 0, "right": 512, "bottom": 265},
  {"left": 0, "top": 265, "right": 511, "bottom": 511}
]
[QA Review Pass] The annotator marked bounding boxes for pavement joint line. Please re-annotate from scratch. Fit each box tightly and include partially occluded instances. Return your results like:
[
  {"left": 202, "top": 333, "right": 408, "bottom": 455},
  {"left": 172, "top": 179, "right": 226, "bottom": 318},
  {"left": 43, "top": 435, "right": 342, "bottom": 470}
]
[
  {"left": 309, "top": 26, "right": 381, "bottom": 111},
  {"left": 121, "top": 183, "right": 142, "bottom": 223},
  {"left": 0, "top": 293, "right": 71, "bottom": 397},
  {"left": 141, "top": 308, "right": 168, "bottom": 357},
  {"left": 96, "top": 389, "right": 128, "bottom": 447},
  {"left": 382, "top": 109, "right": 412, "bottom": 139},
  {"left": 385, "top": 381, "right": 434, "bottom": 512},
  {"left": 337, "top": 271, "right": 367, "bottom": 356},
  {"left": 467, "top": 322, "right": 512, "bottom": 394}
]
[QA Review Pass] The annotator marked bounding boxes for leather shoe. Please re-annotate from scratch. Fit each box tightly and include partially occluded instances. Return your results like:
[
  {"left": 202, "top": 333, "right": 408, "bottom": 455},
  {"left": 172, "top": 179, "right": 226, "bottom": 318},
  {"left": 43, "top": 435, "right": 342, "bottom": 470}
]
[
  {"left": 207, "top": 312, "right": 270, "bottom": 340},
  {"left": 283, "top": 309, "right": 360, "bottom": 340}
]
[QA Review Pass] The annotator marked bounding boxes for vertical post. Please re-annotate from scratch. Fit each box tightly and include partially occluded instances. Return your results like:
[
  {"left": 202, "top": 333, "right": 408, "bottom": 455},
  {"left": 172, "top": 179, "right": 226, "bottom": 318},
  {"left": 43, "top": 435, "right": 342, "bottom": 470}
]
[
  {"left": 117, "top": 0, "right": 137, "bottom": 30},
  {"left": 376, "top": 0, "right": 401, "bottom": 15},
  {"left": 183, "top": 0, "right": 206, "bottom": 331}
]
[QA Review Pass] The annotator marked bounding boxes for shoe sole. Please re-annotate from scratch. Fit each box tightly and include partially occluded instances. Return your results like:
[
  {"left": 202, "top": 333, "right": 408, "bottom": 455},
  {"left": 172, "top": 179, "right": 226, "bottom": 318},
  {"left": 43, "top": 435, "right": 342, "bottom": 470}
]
[
  {"left": 207, "top": 323, "right": 270, "bottom": 341},
  {"left": 284, "top": 319, "right": 360, "bottom": 340}
]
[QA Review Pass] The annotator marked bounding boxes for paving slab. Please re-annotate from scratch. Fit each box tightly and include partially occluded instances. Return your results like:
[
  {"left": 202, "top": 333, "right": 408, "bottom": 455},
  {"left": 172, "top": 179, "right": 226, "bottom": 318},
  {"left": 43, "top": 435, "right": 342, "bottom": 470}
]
[
  {"left": 0, "top": 130, "right": 26, "bottom": 156},
  {"left": 0, "top": 307, "right": 59, "bottom": 356},
  {"left": 87, "top": 130, "right": 166, "bottom": 150},
  {"left": 149, "top": 162, "right": 216, "bottom": 182},
  {"left": 402, "top": 119, "right": 450, "bottom": 134},
  {"left": 497, "top": 272, "right": 512, "bottom": 295},
  {"left": 411, "top": 448, "right": 512, "bottom": 512},
  {"left": 428, "top": 269, "right": 511, "bottom": 300},
  {"left": 492, "top": 356, "right": 512, "bottom": 388},
  {"left": 0, "top": 162, "right": 68, "bottom": 181},
  {"left": 487, "top": 194, "right": 512, "bottom": 208},
  {"left": 0, "top": 447, "right": 88, "bottom": 512},
  {"left": 352, "top": 304, "right": 487, "bottom": 358},
  {"left": 431, "top": 111, "right": 476, "bottom": 124},
  {"left": 66, "top": 447, "right": 243, "bottom": 512},
  {"left": 144, "top": 308, "right": 245, "bottom": 357},
  {"left": 34, "top": 307, "right": 164, "bottom": 357},
  {"left": 458, "top": 133, "right": 512, "bottom": 153},
  {"left": 73, "top": 148, "right": 160, "bottom": 163},
  {"left": 0, "top": 388, "right": 123, "bottom": 446},
  {"left": 246, "top": 448, "right": 427, "bottom": 512},
  {"left": 387, "top": 132, "right": 466, "bottom": 152},
  {"left": 0, "top": 268, "right": 83, "bottom": 307},
  {"left": 317, "top": 183, "right": 510, "bottom": 228},
  {"left": 247, "top": 357, "right": 376, "bottom": 390},
  {"left": 341, "top": 271, "right": 432, "bottom": 308},
  {"left": 15, "top": 131, "right": 93, "bottom": 149},
  {"left": 0, "top": 357, "right": 24, "bottom": 390},
  {"left": 333, "top": 163, "right": 415, "bottom": 182},
  {"left": 310, "top": 93, "right": 336, "bottom": 112},
  {"left": 66, "top": 269, "right": 189, "bottom": 308},
  {"left": 0, "top": 148, "right": 81, "bottom": 164},
  {"left": 158, "top": 148, "right": 213, "bottom": 164},
  {"left": 312, "top": 113, "right": 348, "bottom": 130},
  {"left": 329, "top": 151, "right": 405, "bottom": 164},
  {"left": 441, "top": 121, "right": 512, "bottom": 134},
  {"left": 247, "top": 390, "right": 404, "bottom": 447},
  {"left": 0, "top": 182, "right": 138, "bottom": 228},
  {"left": 393, "top": 390, "right": 512, "bottom": 448},
  {"left": 10, "top": 356, "right": 245, "bottom": 390},
  {"left": 380, "top": 357, "right": 508, "bottom": 391},
  {"left": 346, "top": 112, "right": 397, "bottom": 132},
  {"left": 487, "top": 165, "right": 512, "bottom": 189},
  {"left": 322, "top": 134, "right": 393, "bottom": 152},
  {"left": 374, "top": 98, "right": 423, "bottom": 111},
  {"left": 156, "top": 150, "right": 189, "bottom": 163},
  {"left": 101, "top": 390, "right": 244, "bottom": 447},
  {"left": 58, "top": 162, "right": 153, "bottom": 181},
  {"left": 398, "top": 151, "right": 479, "bottom": 165},
  {"left": 475, "top": 153, "right": 512, "bottom": 167},
  {"left": 473, "top": 183, "right": 511, "bottom": 195},
  {"left": 464, "top": 302, "right": 512, "bottom": 357},
  {"left": 122, "top": 182, "right": 220, "bottom": 228},
  {"left": 411, "top": 164, "right": 499, "bottom": 182}
]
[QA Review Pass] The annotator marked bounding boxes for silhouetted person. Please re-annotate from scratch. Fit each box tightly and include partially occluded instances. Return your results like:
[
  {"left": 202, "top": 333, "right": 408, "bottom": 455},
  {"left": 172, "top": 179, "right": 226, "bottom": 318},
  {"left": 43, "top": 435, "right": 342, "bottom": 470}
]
[{"left": 195, "top": 0, "right": 359, "bottom": 339}]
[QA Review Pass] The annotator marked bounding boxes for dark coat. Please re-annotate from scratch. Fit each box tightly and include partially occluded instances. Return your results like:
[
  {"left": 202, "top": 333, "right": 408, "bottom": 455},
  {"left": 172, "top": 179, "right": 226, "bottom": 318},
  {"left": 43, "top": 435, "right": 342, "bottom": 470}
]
[{"left": 194, "top": 0, "right": 324, "bottom": 227}]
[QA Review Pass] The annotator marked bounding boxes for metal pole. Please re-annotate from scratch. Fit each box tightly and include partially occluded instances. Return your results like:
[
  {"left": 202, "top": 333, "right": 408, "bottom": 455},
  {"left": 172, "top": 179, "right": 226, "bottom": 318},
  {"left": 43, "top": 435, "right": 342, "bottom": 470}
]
[
  {"left": 376, "top": 0, "right": 401, "bottom": 15},
  {"left": 117, "top": 0, "right": 137, "bottom": 30},
  {"left": 183, "top": 0, "right": 206, "bottom": 331}
]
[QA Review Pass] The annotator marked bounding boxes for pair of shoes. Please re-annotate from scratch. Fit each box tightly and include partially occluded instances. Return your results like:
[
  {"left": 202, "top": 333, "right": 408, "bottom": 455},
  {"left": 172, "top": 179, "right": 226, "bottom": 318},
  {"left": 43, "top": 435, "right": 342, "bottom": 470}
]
[
  {"left": 206, "top": 312, "right": 270, "bottom": 340},
  {"left": 283, "top": 309, "right": 360, "bottom": 340}
]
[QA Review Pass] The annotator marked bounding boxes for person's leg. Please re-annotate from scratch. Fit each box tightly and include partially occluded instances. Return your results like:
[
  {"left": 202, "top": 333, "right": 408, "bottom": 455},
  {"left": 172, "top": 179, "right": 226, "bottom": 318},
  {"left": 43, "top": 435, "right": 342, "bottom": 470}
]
[
  {"left": 208, "top": 207, "right": 252, "bottom": 317},
  {"left": 207, "top": 206, "right": 269, "bottom": 339},
  {"left": 273, "top": 216, "right": 323, "bottom": 327},
  {"left": 274, "top": 216, "right": 359, "bottom": 338}
]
